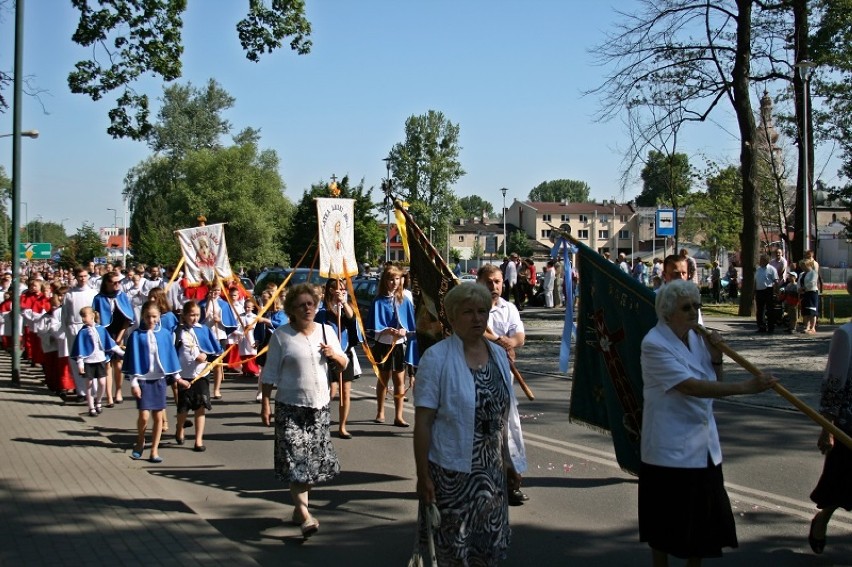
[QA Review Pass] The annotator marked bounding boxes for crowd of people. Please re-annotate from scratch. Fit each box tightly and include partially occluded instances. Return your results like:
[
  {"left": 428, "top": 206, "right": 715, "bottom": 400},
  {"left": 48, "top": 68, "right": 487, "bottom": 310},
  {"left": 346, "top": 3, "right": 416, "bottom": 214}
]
[{"left": 3, "top": 249, "right": 850, "bottom": 564}]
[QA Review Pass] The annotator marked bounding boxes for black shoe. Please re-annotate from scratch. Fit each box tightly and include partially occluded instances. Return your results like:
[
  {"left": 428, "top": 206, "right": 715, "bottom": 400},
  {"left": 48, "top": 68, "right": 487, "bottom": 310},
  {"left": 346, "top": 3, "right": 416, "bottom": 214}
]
[
  {"left": 809, "top": 515, "right": 826, "bottom": 554},
  {"left": 508, "top": 489, "right": 529, "bottom": 506}
]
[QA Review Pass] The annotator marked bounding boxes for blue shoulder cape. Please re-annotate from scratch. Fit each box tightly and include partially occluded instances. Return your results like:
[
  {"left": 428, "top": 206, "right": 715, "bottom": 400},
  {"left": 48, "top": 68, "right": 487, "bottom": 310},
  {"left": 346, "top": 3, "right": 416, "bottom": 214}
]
[
  {"left": 181, "top": 324, "right": 223, "bottom": 355},
  {"left": 160, "top": 311, "right": 179, "bottom": 335},
  {"left": 253, "top": 310, "right": 288, "bottom": 346},
  {"left": 368, "top": 295, "right": 416, "bottom": 335},
  {"left": 71, "top": 324, "right": 119, "bottom": 361},
  {"left": 199, "top": 298, "right": 238, "bottom": 334},
  {"left": 93, "top": 292, "right": 136, "bottom": 327},
  {"left": 316, "top": 308, "right": 363, "bottom": 351},
  {"left": 121, "top": 325, "right": 181, "bottom": 376}
]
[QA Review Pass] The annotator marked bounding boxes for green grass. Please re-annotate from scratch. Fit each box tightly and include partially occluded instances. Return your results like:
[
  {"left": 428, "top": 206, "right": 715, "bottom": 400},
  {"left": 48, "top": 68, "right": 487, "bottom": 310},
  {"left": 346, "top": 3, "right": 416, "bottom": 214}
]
[{"left": 700, "top": 290, "right": 852, "bottom": 323}]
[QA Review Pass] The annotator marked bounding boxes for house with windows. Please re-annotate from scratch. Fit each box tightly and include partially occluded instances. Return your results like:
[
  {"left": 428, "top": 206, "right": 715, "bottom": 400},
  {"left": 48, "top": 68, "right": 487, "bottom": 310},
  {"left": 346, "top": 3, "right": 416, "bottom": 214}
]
[{"left": 505, "top": 200, "right": 640, "bottom": 255}]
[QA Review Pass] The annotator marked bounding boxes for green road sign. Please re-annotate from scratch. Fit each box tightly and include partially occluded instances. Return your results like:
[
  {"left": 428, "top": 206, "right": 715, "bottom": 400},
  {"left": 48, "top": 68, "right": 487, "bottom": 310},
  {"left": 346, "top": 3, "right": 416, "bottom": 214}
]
[{"left": 20, "top": 242, "right": 52, "bottom": 260}]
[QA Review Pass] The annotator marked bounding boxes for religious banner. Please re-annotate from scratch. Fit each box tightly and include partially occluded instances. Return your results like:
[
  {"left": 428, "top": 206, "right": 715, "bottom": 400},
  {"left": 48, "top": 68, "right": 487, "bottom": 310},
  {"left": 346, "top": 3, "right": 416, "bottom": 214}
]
[
  {"left": 317, "top": 197, "right": 358, "bottom": 278},
  {"left": 394, "top": 201, "right": 454, "bottom": 356},
  {"left": 568, "top": 241, "right": 657, "bottom": 475},
  {"left": 175, "top": 223, "right": 233, "bottom": 284}
]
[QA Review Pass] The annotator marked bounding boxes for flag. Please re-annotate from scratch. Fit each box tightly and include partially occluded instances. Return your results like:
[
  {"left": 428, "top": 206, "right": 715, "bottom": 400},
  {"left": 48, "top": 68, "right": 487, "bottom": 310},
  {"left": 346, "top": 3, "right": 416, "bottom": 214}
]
[
  {"left": 394, "top": 201, "right": 454, "bottom": 355},
  {"left": 568, "top": 241, "right": 657, "bottom": 475},
  {"left": 552, "top": 237, "right": 577, "bottom": 374},
  {"left": 317, "top": 197, "right": 358, "bottom": 278},
  {"left": 175, "top": 223, "right": 233, "bottom": 284}
]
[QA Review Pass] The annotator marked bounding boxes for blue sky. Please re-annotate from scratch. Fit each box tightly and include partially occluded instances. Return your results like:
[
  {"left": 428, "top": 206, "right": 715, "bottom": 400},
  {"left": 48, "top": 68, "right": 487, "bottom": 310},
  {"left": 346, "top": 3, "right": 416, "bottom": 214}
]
[{"left": 0, "top": 1, "right": 834, "bottom": 236}]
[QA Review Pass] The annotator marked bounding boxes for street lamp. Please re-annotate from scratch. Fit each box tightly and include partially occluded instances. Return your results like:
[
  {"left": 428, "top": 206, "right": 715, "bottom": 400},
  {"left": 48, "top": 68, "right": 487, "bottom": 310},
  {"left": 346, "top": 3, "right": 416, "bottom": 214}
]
[
  {"left": 795, "top": 59, "right": 816, "bottom": 253},
  {"left": 382, "top": 157, "right": 393, "bottom": 263},
  {"left": 107, "top": 207, "right": 118, "bottom": 263},
  {"left": 501, "top": 187, "right": 508, "bottom": 256},
  {"left": 0, "top": 129, "right": 38, "bottom": 139}
]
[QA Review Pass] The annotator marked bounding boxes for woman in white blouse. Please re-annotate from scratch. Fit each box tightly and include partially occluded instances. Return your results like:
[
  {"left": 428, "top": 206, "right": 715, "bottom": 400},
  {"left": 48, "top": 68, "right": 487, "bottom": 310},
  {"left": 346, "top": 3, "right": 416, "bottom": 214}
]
[
  {"left": 260, "top": 283, "right": 348, "bottom": 539},
  {"left": 639, "top": 280, "right": 776, "bottom": 566}
]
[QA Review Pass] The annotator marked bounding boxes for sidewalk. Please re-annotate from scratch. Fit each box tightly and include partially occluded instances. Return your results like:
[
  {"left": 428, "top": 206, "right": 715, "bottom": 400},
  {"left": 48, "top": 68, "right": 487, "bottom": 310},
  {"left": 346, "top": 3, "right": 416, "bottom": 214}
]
[{"left": 0, "top": 353, "right": 259, "bottom": 567}]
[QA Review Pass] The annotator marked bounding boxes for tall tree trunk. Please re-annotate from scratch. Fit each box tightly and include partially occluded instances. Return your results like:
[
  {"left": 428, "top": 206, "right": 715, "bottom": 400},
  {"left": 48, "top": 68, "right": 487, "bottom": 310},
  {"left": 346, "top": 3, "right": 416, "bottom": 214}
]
[{"left": 734, "top": 0, "right": 758, "bottom": 316}]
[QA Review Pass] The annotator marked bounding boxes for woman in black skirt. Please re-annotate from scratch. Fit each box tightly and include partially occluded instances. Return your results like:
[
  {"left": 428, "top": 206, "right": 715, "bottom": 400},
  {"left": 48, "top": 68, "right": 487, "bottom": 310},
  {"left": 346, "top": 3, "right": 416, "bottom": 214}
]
[
  {"left": 808, "top": 279, "right": 852, "bottom": 554},
  {"left": 640, "top": 280, "right": 777, "bottom": 566}
]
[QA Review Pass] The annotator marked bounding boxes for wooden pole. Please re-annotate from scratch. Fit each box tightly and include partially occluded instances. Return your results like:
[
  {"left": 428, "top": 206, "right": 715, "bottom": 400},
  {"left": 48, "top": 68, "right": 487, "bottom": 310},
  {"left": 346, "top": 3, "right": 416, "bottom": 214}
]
[{"left": 697, "top": 325, "right": 852, "bottom": 451}]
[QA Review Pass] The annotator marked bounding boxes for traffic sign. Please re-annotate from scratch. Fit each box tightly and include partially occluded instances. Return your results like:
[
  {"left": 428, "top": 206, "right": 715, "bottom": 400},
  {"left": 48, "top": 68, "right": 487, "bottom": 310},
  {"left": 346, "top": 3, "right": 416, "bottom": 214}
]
[
  {"left": 655, "top": 209, "right": 676, "bottom": 237},
  {"left": 19, "top": 242, "right": 52, "bottom": 260}
]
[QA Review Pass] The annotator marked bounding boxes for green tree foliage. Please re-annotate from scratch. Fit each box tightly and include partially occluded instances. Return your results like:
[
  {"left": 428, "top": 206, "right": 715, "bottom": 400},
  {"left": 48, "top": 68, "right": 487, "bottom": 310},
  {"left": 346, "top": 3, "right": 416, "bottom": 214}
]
[
  {"left": 125, "top": 141, "right": 293, "bottom": 268},
  {"left": 24, "top": 220, "right": 68, "bottom": 248},
  {"left": 123, "top": 80, "right": 292, "bottom": 268},
  {"left": 59, "top": 223, "right": 105, "bottom": 268},
  {"left": 387, "top": 110, "right": 465, "bottom": 248},
  {"left": 680, "top": 165, "right": 743, "bottom": 255},
  {"left": 637, "top": 151, "right": 692, "bottom": 207},
  {"left": 507, "top": 229, "right": 531, "bottom": 257},
  {"left": 528, "top": 179, "right": 591, "bottom": 203},
  {"left": 148, "top": 79, "right": 235, "bottom": 157},
  {"left": 67, "top": 0, "right": 312, "bottom": 139},
  {"left": 285, "top": 176, "right": 383, "bottom": 268},
  {"left": 457, "top": 195, "right": 495, "bottom": 219}
]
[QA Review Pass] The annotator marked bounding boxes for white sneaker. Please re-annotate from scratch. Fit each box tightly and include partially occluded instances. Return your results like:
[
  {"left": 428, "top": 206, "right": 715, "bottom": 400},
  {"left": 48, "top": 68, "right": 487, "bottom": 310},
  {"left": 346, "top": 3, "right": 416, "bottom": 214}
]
[{"left": 256, "top": 391, "right": 262, "bottom": 402}]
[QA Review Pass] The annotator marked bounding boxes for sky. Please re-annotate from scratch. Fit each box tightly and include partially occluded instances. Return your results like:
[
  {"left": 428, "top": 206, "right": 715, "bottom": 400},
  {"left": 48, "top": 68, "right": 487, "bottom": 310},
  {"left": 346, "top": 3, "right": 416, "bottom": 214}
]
[{"left": 0, "top": 0, "right": 839, "bottom": 237}]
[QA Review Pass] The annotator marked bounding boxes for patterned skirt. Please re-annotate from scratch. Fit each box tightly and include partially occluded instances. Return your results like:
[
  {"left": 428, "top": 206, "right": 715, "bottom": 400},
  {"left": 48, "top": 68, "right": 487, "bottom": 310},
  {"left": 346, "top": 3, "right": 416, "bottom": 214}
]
[{"left": 274, "top": 403, "right": 340, "bottom": 485}]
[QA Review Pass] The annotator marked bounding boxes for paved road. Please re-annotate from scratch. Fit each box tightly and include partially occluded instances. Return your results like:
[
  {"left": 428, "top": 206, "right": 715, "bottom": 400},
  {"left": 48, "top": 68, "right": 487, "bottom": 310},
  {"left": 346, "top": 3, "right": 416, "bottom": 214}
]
[{"left": 2, "top": 308, "right": 851, "bottom": 565}]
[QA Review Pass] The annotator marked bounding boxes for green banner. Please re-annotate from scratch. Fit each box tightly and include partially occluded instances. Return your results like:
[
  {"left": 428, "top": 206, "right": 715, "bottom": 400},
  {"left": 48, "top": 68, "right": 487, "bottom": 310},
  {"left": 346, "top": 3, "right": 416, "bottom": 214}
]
[{"left": 568, "top": 242, "right": 657, "bottom": 475}]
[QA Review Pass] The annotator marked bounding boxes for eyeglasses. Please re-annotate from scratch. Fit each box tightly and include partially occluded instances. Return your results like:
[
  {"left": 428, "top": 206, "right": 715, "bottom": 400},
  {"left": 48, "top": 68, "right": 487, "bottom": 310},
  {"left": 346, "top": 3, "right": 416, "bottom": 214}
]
[{"left": 680, "top": 302, "right": 702, "bottom": 312}]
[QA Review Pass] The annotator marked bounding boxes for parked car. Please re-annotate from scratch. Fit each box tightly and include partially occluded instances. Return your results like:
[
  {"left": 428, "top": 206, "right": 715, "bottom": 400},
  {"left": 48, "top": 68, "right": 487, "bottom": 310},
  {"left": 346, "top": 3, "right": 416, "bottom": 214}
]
[
  {"left": 239, "top": 276, "right": 254, "bottom": 291},
  {"left": 459, "top": 274, "right": 477, "bottom": 281},
  {"left": 350, "top": 276, "right": 380, "bottom": 314},
  {"left": 253, "top": 268, "right": 328, "bottom": 299}
]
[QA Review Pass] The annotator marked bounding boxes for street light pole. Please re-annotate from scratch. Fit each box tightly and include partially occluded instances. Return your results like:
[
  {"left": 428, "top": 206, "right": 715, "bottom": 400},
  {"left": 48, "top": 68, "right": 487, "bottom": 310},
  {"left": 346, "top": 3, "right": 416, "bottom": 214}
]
[
  {"left": 107, "top": 207, "right": 117, "bottom": 264},
  {"left": 796, "top": 60, "right": 816, "bottom": 254},
  {"left": 10, "top": 0, "right": 26, "bottom": 384},
  {"left": 382, "top": 157, "right": 392, "bottom": 263},
  {"left": 501, "top": 187, "right": 508, "bottom": 256}
]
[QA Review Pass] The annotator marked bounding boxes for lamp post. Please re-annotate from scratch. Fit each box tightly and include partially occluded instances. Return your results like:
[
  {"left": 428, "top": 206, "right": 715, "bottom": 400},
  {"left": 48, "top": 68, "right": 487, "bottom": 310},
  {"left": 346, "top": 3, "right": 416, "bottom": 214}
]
[
  {"left": 122, "top": 196, "right": 128, "bottom": 269},
  {"left": 0, "top": 129, "right": 38, "bottom": 139},
  {"left": 501, "top": 187, "right": 508, "bottom": 256},
  {"left": 107, "top": 207, "right": 117, "bottom": 263},
  {"left": 382, "top": 157, "right": 392, "bottom": 263},
  {"left": 796, "top": 60, "right": 816, "bottom": 254}
]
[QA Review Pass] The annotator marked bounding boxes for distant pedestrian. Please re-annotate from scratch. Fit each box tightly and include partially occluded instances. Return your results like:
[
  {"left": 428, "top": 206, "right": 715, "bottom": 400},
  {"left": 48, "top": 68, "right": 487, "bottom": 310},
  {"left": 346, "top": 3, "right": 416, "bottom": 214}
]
[
  {"left": 800, "top": 259, "right": 819, "bottom": 334},
  {"left": 543, "top": 260, "right": 555, "bottom": 308},
  {"left": 679, "top": 248, "right": 699, "bottom": 285}
]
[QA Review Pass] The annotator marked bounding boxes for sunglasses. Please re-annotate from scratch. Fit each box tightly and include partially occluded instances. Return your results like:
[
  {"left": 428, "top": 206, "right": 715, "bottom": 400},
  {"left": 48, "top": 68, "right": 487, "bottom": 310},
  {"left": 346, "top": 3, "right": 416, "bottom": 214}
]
[{"left": 680, "top": 302, "right": 702, "bottom": 312}]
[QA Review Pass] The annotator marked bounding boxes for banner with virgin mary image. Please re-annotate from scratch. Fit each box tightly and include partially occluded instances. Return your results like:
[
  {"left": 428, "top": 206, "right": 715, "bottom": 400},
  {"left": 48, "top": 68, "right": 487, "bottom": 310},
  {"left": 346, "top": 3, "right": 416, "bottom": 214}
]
[
  {"left": 317, "top": 198, "right": 358, "bottom": 278},
  {"left": 175, "top": 223, "right": 233, "bottom": 284}
]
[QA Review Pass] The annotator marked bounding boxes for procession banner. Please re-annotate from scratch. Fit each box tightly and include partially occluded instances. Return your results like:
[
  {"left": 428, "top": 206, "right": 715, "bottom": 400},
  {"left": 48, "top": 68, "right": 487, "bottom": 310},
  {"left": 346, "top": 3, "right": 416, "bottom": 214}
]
[
  {"left": 394, "top": 201, "right": 454, "bottom": 356},
  {"left": 175, "top": 223, "right": 233, "bottom": 284},
  {"left": 317, "top": 197, "right": 358, "bottom": 279},
  {"left": 568, "top": 240, "right": 656, "bottom": 475}
]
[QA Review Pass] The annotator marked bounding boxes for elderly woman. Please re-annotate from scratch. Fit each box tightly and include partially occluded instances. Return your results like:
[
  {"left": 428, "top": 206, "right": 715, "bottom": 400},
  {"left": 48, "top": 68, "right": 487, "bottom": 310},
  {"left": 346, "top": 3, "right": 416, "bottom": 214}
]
[
  {"left": 807, "top": 277, "right": 852, "bottom": 554},
  {"left": 799, "top": 258, "right": 819, "bottom": 334},
  {"left": 414, "top": 283, "right": 526, "bottom": 565},
  {"left": 640, "top": 280, "right": 776, "bottom": 566},
  {"left": 260, "top": 283, "right": 348, "bottom": 538}
]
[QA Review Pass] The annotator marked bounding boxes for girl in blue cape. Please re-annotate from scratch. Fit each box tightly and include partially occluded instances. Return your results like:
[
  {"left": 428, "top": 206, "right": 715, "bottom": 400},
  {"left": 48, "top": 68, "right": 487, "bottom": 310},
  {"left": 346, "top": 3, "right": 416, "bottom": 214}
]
[
  {"left": 199, "top": 283, "right": 238, "bottom": 400},
  {"left": 93, "top": 271, "right": 136, "bottom": 406},
  {"left": 368, "top": 265, "right": 415, "bottom": 427},
  {"left": 253, "top": 289, "right": 289, "bottom": 401},
  {"left": 122, "top": 300, "right": 189, "bottom": 463},
  {"left": 71, "top": 306, "right": 125, "bottom": 417},
  {"left": 174, "top": 301, "right": 222, "bottom": 452}
]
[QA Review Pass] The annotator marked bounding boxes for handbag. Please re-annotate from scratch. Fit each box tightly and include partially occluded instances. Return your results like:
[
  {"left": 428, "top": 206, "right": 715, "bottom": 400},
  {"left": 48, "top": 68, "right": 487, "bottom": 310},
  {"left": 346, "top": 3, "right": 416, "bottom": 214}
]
[{"left": 407, "top": 502, "right": 441, "bottom": 567}]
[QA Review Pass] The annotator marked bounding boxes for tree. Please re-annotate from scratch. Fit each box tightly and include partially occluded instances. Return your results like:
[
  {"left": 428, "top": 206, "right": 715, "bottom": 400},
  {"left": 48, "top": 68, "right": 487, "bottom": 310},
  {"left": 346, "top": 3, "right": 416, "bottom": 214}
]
[
  {"left": 59, "top": 223, "right": 104, "bottom": 268},
  {"left": 148, "top": 79, "right": 235, "bottom": 158},
  {"left": 284, "top": 176, "right": 384, "bottom": 268},
  {"left": 457, "top": 195, "right": 495, "bottom": 220},
  {"left": 637, "top": 151, "right": 692, "bottom": 208},
  {"left": 680, "top": 165, "right": 743, "bottom": 257},
  {"left": 24, "top": 220, "right": 68, "bottom": 248},
  {"left": 528, "top": 179, "right": 591, "bottom": 203},
  {"left": 67, "top": 0, "right": 312, "bottom": 139},
  {"left": 387, "top": 110, "right": 465, "bottom": 250},
  {"left": 507, "top": 230, "right": 531, "bottom": 257},
  {"left": 591, "top": 0, "right": 764, "bottom": 316}
]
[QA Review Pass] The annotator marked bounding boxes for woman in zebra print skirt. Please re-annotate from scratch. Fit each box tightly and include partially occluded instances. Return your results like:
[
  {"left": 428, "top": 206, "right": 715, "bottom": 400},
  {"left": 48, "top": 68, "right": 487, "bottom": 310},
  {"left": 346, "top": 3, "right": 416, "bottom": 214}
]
[{"left": 414, "top": 283, "right": 527, "bottom": 565}]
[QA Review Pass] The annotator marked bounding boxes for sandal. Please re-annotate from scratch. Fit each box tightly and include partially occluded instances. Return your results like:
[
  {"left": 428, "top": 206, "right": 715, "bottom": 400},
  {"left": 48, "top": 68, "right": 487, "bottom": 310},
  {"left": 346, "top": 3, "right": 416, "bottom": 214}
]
[{"left": 300, "top": 516, "right": 319, "bottom": 538}]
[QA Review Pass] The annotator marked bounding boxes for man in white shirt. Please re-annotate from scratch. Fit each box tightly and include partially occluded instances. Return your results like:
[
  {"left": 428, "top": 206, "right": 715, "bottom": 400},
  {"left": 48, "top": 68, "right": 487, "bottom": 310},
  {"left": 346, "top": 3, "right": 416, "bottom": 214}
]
[
  {"left": 477, "top": 264, "right": 529, "bottom": 505},
  {"left": 61, "top": 267, "right": 98, "bottom": 399},
  {"left": 755, "top": 255, "right": 779, "bottom": 333},
  {"left": 618, "top": 253, "right": 630, "bottom": 275},
  {"left": 504, "top": 253, "right": 518, "bottom": 303},
  {"left": 769, "top": 248, "right": 788, "bottom": 281}
]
